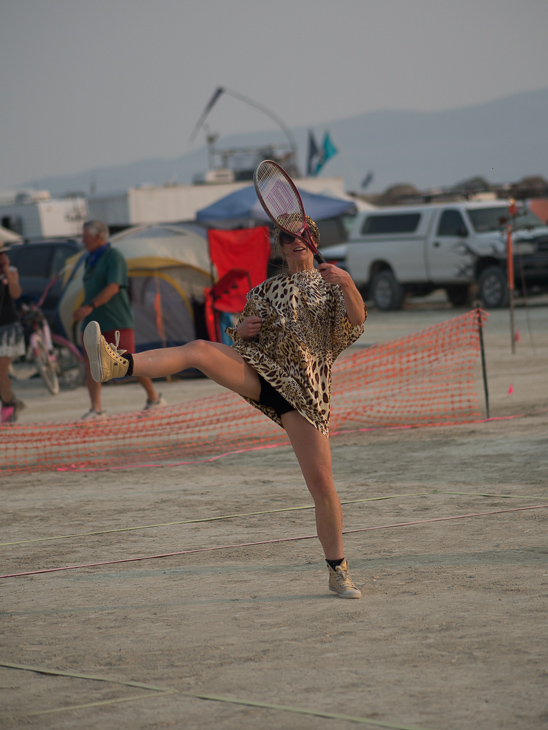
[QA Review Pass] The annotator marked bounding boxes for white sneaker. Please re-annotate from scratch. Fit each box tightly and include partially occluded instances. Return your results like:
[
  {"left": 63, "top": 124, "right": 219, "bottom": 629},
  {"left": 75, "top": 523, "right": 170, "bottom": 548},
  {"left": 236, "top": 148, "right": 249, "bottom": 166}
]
[
  {"left": 81, "top": 408, "right": 106, "bottom": 420},
  {"left": 143, "top": 394, "right": 166, "bottom": 411}
]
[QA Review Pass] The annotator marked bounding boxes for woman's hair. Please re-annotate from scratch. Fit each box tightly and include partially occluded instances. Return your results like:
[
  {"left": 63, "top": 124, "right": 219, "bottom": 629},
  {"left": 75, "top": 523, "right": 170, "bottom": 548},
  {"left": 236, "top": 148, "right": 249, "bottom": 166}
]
[{"left": 273, "top": 215, "right": 320, "bottom": 261}]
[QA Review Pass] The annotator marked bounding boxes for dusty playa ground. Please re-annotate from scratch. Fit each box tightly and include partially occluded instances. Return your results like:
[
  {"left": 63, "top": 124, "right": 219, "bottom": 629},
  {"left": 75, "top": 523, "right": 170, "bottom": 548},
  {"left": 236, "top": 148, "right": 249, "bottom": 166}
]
[{"left": 1, "top": 299, "right": 547, "bottom": 730}]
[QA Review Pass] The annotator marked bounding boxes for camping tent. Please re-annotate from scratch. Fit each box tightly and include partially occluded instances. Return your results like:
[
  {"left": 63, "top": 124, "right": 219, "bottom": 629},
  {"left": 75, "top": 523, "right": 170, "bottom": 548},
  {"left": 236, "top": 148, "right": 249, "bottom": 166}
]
[
  {"left": 195, "top": 184, "right": 357, "bottom": 226},
  {"left": 528, "top": 198, "right": 548, "bottom": 225},
  {"left": 57, "top": 224, "right": 212, "bottom": 351}
]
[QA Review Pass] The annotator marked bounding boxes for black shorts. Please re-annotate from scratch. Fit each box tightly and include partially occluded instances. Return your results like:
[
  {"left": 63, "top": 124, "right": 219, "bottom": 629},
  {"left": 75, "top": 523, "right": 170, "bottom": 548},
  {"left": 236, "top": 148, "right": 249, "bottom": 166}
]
[{"left": 257, "top": 374, "right": 295, "bottom": 417}]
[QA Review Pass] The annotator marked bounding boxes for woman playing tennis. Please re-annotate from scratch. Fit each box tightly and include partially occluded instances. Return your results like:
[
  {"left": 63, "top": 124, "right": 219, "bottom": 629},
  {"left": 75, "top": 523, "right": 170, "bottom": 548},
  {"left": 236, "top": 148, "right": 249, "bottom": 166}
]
[{"left": 84, "top": 216, "right": 367, "bottom": 598}]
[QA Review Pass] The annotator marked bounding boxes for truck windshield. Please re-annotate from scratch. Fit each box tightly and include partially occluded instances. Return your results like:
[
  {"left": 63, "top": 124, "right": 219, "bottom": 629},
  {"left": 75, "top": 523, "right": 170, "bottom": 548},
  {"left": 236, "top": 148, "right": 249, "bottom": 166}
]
[{"left": 467, "top": 206, "right": 543, "bottom": 232}]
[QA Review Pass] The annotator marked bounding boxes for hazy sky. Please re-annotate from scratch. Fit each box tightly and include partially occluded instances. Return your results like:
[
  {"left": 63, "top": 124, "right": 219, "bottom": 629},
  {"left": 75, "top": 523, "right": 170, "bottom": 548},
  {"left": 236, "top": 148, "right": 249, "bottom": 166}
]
[{"left": 1, "top": 0, "right": 547, "bottom": 190}]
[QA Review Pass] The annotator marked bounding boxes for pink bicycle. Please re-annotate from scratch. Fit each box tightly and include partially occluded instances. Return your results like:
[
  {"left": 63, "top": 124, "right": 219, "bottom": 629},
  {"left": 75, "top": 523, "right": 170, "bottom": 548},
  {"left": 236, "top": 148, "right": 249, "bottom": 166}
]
[{"left": 16, "top": 280, "right": 85, "bottom": 394}]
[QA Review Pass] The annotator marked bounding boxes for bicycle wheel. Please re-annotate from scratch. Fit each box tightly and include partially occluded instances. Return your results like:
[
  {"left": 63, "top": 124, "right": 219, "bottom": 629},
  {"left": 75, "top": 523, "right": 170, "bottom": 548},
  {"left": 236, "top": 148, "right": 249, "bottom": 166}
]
[
  {"left": 52, "top": 335, "right": 86, "bottom": 389},
  {"left": 33, "top": 334, "right": 60, "bottom": 395}
]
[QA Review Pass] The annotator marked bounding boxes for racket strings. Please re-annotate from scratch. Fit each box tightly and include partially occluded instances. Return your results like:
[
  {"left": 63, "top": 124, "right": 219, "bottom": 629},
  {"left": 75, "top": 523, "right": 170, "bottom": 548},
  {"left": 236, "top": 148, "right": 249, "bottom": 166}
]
[
  {"left": 255, "top": 160, "right": 321, "bottom": 259},
  {"left": 255, "top": 166, "right": 304, "bottom": 234}
]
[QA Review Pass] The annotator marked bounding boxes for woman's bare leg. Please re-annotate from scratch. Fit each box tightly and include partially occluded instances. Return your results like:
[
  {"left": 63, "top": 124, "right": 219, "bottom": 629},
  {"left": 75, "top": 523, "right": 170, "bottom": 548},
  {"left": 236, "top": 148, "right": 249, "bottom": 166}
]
[
  {"left": 281, "top": 410, "right": 343, "bottom": 560},
  {"left": 83, "top": 356, "right": 103, "bottom": 412},
  {"left": 88, "top": 326, "right": 360, "bottom": 594},
  {"left": 0, "top": 357, "right": 14, "bottom": 404},
  {"left": 129, "top": 339, "right": 343, "bottom": 556},
  {"left": 135, "top": 375, "right": 161, "bottom": 403},
  {"left": 132, "top": 340, "right": 262, "bottom": 402}
]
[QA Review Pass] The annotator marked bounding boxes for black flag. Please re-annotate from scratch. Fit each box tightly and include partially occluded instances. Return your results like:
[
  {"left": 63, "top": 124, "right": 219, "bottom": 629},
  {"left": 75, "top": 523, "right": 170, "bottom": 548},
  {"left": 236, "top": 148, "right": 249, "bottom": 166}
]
[{"left": 307, "top": 130, "right": 321, "bottom": 176}]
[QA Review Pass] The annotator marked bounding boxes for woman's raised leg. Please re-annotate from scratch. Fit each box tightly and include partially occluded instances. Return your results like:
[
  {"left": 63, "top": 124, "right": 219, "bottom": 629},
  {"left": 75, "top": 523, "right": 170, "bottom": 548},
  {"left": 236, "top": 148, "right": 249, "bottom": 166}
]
[
  {"left": 133, "top": 340, "right": 261, "bottom": 400},
  {"left": 84, "top": 321, "right": 262, "bottom": 402}
]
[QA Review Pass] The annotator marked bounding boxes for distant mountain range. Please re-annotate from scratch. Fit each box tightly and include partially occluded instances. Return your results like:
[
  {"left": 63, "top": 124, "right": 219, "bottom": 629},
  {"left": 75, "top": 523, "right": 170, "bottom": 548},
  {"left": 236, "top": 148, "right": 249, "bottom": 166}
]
[{"left": 24, "top": 88, "right": 548, "bottom": 197}]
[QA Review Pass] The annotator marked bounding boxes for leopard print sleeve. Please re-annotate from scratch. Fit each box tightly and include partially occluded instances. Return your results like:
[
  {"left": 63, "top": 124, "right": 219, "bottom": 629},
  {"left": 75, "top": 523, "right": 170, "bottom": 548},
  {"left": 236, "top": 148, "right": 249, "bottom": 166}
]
[{"left": 328, "top": 285, "right": 367, "bottom": 361}]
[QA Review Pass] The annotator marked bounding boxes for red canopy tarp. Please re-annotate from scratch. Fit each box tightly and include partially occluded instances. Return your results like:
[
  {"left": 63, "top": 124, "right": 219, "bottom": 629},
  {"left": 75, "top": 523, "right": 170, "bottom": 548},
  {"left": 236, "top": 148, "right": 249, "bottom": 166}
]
[{"left": 205, "top": 227, "right": 271, "bottom": 341}]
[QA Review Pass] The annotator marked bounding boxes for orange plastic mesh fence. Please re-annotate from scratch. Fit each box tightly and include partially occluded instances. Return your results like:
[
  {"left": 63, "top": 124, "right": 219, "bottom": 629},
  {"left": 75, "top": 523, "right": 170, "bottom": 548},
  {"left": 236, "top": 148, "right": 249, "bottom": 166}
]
[{"left": 1, "top": 310, "right": 487, "bottom": 474}]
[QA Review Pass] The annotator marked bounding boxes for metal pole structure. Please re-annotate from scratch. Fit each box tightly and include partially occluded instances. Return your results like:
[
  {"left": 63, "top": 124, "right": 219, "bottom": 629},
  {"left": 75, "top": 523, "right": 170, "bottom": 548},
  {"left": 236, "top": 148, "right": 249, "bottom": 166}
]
[
  {"left": 507, "top": 199, "right": 516, "bottom": 354},
  {"left": 477, "top": 307, "right": 490, "bottom": 419},
  {"left": 189, "top": 87, "right": 300, "bottom": 176},
  {"left": 221, "top": 87, "right": 300, "bottom": 175}
]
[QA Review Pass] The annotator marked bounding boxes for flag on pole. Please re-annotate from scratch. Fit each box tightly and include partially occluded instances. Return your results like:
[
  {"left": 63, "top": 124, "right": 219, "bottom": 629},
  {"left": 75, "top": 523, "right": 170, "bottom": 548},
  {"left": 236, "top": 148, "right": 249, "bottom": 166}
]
[
  {"left": 361, "top": 172, "right": 374, "bottom": 190},
  {"left": 306, "top": 130, "right": 321, "bottom": 176},
  {"left": 314, "top": 131, "right": 338, "bottom": 175},
  {"left": 322, "top": 131, "right": 338, "bottom": 163}
]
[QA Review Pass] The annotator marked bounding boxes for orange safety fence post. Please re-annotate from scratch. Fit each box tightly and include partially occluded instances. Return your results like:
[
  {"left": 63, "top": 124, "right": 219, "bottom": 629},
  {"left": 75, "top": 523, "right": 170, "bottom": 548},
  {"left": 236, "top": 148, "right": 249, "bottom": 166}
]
[{"left": 507, "top": 199, "right": 516, "bottom": 354}]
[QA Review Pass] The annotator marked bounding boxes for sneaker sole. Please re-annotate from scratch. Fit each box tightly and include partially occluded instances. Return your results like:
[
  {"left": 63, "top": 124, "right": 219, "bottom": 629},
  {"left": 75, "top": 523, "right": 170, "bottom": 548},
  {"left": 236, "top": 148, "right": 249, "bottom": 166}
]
[
  {"left": 330, "top": 587, "right": 362, "bottom": 599},
  {"left": 83, "top": 321, "right": 103, "bottom": 383}
]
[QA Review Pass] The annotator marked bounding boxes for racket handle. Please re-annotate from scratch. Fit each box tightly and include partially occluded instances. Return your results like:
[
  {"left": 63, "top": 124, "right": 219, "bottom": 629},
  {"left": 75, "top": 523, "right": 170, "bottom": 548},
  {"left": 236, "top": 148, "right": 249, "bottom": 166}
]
[{"left": 302, "top": 228, "right": 325, "bottom": 265}]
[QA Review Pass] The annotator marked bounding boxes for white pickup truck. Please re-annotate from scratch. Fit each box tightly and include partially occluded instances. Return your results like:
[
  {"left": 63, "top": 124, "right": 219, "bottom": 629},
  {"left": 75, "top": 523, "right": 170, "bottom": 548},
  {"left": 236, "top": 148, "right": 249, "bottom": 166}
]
[{"left": 321, "top": 200, "right": 548, "bottom": 309}]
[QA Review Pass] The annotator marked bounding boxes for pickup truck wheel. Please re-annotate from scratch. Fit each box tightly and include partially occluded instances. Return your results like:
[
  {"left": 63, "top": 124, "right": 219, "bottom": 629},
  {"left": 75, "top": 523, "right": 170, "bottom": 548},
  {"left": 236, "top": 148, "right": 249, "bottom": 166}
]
[
  {"left": 478, "top": 266, "right": 509, "bottom": 308},
  {"left": 370, "top": 271, "right": 405, "bottom": 311}
]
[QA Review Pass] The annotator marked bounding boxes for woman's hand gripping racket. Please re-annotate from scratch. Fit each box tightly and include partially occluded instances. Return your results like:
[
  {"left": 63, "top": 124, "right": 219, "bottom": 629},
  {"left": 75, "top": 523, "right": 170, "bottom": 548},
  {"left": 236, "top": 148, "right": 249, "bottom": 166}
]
[{"left": 254, "top": 160, "right": 326, "bottom": 264}]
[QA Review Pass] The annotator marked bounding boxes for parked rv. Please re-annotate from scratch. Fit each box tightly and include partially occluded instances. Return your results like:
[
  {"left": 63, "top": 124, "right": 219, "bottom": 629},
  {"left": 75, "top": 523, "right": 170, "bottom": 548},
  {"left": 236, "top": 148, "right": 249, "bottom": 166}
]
[
  {"left": 0, "top": 191, "right": 88, "bottom": 239},
  {"left": 320, "top": 201, "right": 548, "bottom": 309}
]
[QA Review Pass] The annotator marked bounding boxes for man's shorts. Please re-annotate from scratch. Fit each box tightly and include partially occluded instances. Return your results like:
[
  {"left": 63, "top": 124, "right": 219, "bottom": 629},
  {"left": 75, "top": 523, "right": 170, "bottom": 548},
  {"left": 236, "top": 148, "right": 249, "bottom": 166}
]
[{"left": 103, "top": 328, "right": 135, "bottom": 354}]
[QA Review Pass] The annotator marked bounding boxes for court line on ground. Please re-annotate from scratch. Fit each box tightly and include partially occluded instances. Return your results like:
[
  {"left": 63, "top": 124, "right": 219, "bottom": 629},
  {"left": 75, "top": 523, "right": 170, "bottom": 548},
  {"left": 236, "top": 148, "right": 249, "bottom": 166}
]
[
  {"left": 0, "top": 493, "right": 429, "bottom": 546},
  {"left": 1, "top": 491, "right": 543, "bottom": 547},
  {"left": 0, "top": 660, "right": 430, "bottom": 729},
  {"left": 1, "top": 504, "right": 546, "bottom": 580}
]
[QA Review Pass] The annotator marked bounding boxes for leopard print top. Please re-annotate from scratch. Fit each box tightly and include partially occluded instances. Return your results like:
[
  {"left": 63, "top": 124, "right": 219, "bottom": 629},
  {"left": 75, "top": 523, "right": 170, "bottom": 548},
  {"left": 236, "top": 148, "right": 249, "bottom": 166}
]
[{"left": 227, "top": 268, "right": 366, "bottom": 436}]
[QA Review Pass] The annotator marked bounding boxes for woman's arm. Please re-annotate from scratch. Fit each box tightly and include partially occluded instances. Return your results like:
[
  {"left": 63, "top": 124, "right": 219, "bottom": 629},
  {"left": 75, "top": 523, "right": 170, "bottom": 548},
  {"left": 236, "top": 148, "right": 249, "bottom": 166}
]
[
  {"left": 73, "top": 282, "right": 120, "bottom": 322},
  {"left": 318, "top": 264, "right": 365, "bottom": 326},
  {"left": 6, "top": 266, "right": 23, "bottom": 300},
  {"left": 236, "top": 316, "right": 262, "bottom": 340}
]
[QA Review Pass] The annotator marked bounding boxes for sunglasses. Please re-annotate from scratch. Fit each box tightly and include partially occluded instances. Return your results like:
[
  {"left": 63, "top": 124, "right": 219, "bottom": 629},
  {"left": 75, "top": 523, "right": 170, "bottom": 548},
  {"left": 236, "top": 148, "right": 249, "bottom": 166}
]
[{"left": 279, "top": 231, "right": 302, "bottom": 245}]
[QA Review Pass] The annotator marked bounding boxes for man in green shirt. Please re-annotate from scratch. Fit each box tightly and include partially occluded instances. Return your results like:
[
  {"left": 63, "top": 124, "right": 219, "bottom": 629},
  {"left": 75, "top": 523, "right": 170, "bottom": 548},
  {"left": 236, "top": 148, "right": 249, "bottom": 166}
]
[{"left": 73, "top": 220, "right": 165, "bottom": 418}]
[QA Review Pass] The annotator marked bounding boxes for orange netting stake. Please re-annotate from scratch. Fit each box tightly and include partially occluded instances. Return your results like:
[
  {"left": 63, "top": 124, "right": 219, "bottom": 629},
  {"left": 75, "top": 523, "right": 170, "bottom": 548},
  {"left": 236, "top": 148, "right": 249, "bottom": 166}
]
[{"left": 0, "top": 310, "right": 488, "bottom": 475}]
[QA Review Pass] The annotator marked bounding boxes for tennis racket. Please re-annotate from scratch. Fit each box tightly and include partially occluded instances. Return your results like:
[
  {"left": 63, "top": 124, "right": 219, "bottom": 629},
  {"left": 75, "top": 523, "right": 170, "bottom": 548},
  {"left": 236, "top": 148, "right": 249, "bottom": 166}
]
[{"left": 254, "top": 160, "right": 326, "bottom": 264}]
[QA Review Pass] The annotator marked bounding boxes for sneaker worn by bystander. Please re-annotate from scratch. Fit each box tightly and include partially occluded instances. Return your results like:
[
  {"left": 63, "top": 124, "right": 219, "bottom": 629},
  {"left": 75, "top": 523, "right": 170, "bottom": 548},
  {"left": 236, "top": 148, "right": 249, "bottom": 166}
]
[
  {"left": 81, "top": 408, "right": 106, "bottom": 420},
  {"left": 1, "top": 397, "right": 26, "bottom": 424},
  {"left": 143, "top": 395, "right": 166, "bottom": 411}
]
